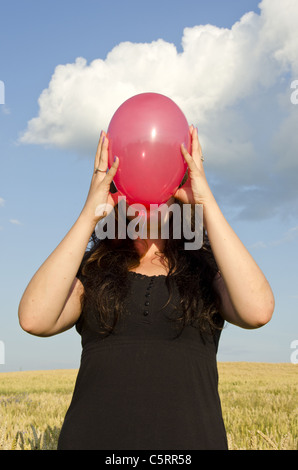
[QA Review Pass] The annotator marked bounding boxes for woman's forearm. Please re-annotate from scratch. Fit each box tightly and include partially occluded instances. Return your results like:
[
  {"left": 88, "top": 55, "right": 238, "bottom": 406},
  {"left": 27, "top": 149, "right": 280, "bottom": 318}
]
[
  {"left": 18, "top": 211, "right": 96, "bottom": 334},
  {"left": 202, "top": 195, "right": 275, "bottom": 327},
  {"left": 18, "top": 132, "right": 120, "bottom": 336}
]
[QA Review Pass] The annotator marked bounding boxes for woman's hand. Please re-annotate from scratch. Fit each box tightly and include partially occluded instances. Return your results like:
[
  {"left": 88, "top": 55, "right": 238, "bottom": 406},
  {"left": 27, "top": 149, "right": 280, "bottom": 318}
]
[
  {"left": 81, "top": 131, "right": 124, "bottom": 224},
  {"left": 174, "top": 126, "right": 215, "bottom": 207}
]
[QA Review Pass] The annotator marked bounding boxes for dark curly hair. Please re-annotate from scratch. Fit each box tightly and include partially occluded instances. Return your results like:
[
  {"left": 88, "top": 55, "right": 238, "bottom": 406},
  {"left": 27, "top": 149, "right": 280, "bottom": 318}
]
[{"left": 77, "top": 180, "right": 223, "bottom": 339}]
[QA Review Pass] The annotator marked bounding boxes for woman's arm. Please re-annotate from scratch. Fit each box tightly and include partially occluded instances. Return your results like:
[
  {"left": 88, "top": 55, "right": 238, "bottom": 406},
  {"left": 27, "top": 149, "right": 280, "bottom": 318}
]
[
  {"left": 177, "top": 127, "right": 275, "bottom": 329},
  {"left": 204, "top": 196, "right": 275, "bottom": 329},
  {"left": 18, "top": 132, "right": 120, "bottom": 337},
  {"left": 18, "top": 212, "right": 95, "bottom": 336}
]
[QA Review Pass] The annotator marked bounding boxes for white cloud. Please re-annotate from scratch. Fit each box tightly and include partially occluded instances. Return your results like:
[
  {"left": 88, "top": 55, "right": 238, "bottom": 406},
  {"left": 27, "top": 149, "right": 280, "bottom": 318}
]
[
  {"left": 250, "top": 241, "right": 268, "bottom": 250},
  {"left": 9, "top": 219, "right": 22, "bottom": 225},
  {"left": 0, "top": 198, "right": 5, "bottom": 207},
  {"left": 19, "top": 0, "right": 298, "bottom": 219},
  {"left": 1, "top": 106, "right": 11, "bottom": 115},
  {"left": 250, "top": 225, "right": 298, "bottom": 250},
  {"left": 270, "top": 226, "right": 298, "bottom": 246}
]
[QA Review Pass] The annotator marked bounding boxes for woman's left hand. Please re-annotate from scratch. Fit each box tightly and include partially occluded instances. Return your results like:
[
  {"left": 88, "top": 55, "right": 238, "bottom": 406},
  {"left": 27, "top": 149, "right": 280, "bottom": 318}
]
[{"left": 173, "top": 126, "right": 215, "bottom": 207}]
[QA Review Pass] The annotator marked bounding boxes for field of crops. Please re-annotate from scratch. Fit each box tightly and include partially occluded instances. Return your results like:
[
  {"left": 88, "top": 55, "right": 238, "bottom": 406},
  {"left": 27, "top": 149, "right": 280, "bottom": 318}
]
[{"left": 0, "top": 362, "right": 297, "bottom": 450}]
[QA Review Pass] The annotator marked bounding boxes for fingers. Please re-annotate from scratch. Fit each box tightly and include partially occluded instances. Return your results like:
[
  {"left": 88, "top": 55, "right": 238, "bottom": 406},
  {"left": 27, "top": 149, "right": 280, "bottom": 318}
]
[
  {"left": 93, "top": 130, "right": 120, "bottom": 193},
  {"left": 94, "top": 131, "right": 103, "bottom": 170},
  {"left": 191, "top": 127, "right": 202, "bottom": 156},
  {"left": 94, "top": 131, "right": 108, "bottom": 172},
  {"left": 182, "top": 126, "right": 204, "bottom": 169},
  {"left": 102, "top": 156, "right": 119, "bottom": 184},
  {"left": 181, "top": 143, "right": 198, "bottom": 172}
]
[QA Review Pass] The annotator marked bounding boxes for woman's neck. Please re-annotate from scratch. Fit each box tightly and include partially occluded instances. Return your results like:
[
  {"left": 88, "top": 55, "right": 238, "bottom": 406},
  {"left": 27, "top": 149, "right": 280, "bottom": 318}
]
[{"left": 133, "top": 237, "right": 166, "bottom": 259}]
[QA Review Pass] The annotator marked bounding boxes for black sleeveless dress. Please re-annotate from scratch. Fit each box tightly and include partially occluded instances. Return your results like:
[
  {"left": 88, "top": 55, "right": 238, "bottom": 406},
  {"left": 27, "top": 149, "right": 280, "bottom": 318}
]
[{"left": 57, "top": 271, "right": 228, "bottom": 450}]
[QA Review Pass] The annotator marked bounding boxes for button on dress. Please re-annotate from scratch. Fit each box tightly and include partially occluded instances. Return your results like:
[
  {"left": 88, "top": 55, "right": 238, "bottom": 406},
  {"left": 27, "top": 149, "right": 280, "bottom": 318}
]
[{"left": 57, "top": 271, "right": 228, "bottom": 450}]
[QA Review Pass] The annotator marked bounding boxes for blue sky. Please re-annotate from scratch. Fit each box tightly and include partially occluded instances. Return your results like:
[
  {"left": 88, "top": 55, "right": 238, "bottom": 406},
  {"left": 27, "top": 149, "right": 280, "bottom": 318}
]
[{"left": 1, "top": 0, "right": 298, "bottom": 371}]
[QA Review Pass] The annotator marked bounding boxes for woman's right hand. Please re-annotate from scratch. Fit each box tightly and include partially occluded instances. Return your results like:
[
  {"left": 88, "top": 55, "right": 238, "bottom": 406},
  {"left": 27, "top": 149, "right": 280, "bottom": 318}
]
[{"left": 81, "top": 131, "right": 123, "bottom": 225}]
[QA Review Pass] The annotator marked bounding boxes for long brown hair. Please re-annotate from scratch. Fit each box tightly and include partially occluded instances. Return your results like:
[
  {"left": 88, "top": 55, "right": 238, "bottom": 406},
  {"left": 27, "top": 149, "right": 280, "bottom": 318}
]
[{"left": 78, "top": 190, "right": 223, "bottom": 339}]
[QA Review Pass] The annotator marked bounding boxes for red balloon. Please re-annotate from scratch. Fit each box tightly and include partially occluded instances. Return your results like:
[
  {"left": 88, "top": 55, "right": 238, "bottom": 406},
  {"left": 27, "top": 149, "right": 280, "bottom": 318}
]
[{"left": 107, "top": 93, "right": 190, "bottom": 209}]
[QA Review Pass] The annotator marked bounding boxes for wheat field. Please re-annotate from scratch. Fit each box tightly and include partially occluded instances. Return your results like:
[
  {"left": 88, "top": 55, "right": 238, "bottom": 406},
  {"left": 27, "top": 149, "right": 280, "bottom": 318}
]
[{"left": 0, "top": 362, "right": 297, "bottom": 450}]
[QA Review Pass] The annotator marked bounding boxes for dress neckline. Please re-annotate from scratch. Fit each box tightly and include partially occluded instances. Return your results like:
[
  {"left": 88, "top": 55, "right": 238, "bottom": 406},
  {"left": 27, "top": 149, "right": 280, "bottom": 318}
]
[{"left": 127, "top": 271, "right": 167, "bottom": 279}]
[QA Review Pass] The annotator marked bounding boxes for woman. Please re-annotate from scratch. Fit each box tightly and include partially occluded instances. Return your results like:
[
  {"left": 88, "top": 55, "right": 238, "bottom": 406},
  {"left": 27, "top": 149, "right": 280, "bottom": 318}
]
[{"left": 18, "top": 126, "right": 275, "bottom": 450}]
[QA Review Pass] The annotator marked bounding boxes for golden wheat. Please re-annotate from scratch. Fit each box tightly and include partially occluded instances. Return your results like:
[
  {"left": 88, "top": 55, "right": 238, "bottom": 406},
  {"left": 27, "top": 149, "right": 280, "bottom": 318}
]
[{"left": 0, "top": 363, "right": 297, "bottom": 450}]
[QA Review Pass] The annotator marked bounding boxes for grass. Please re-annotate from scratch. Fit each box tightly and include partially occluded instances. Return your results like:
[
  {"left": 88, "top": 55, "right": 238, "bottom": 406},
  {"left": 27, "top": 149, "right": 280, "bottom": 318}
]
[
  {"left": 218, "top": 362, "right": 298, "bottom": 450},
  {"left": 0, "top": 363, "right": 297, "bottom": 450}
]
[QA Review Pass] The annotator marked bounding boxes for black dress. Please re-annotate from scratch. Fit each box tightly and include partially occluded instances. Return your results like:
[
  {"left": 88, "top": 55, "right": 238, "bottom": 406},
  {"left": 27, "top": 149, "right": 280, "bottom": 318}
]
[{"left": 57, "top": 271, "right": 228, "bottom": 450}]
